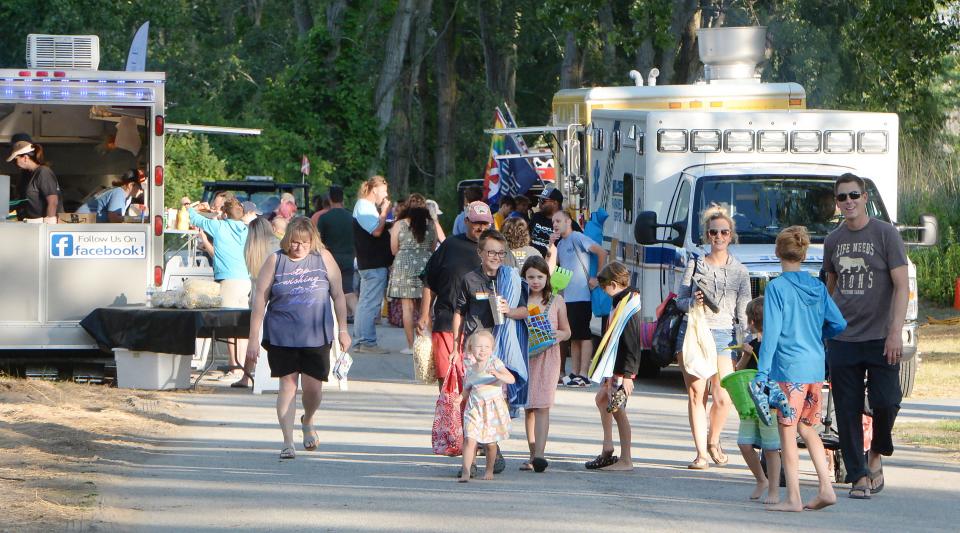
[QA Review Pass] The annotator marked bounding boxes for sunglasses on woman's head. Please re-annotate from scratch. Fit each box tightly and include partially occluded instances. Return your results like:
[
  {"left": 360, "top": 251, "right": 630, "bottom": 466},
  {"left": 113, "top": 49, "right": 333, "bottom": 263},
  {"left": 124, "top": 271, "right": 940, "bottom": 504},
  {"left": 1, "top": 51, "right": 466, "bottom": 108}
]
[
  {"left": 708, "top": 229, "right": 731, "bottom": 237},
  {"left": 835, "top": 191, "right": 862, "bottom": 202}
]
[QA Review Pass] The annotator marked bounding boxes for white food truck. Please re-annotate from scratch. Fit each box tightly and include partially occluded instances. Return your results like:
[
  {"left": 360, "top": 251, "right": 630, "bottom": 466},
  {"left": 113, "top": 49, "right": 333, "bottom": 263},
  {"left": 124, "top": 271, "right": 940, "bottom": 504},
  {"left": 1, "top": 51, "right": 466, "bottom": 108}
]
[
  {"left": 0, "top": 34, "right": 256, "bottom": 369},
  {"left": 495, "top": 27, "right": 936, "bottom": 394}
]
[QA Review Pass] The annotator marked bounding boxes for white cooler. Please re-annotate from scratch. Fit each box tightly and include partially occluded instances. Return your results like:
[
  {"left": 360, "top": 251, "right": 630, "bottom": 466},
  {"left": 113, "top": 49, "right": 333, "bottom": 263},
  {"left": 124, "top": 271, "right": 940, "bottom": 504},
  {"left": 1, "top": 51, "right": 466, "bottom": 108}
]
[{"left": 114, "top": 348, "right": 192, "bottom": 390}]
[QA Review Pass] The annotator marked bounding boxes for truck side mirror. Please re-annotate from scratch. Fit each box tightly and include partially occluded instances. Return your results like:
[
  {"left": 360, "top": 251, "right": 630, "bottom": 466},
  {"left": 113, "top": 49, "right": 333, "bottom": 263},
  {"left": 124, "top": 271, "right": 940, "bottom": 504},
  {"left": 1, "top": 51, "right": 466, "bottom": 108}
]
[
  {"left": 919, "top": 215, "right": 938, "bottom": 246},
  {"left": 898, "top": 214, "right": 938, "bottom": 247},
  {"left": 635, "top": 211, "right": 686, "bottom": 246},
  {"left": 635, "top": 211, "right": 658, "bottom": 245}
]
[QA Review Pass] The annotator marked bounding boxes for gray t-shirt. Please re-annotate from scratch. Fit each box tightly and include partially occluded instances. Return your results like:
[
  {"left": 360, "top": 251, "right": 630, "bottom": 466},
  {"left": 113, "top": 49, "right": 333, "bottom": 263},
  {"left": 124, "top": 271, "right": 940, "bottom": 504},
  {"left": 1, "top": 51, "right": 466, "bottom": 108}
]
[{"left": 822, "top": 218, "right": 908, "bottom": 342}]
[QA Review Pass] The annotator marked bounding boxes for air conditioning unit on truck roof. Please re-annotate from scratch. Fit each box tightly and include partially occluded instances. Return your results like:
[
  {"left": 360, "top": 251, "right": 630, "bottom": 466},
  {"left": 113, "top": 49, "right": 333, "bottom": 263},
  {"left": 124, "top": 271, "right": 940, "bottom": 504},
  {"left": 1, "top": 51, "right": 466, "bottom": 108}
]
[{"left": 26, "top": 34, "right": 100, "bottom": 70}]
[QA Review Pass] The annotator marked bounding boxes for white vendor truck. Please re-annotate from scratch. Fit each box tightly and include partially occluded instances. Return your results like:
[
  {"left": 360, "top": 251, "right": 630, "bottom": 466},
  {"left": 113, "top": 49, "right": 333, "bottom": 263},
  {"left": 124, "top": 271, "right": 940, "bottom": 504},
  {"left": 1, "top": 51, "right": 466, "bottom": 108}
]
[
  {"left": 495, "top": 27, "right": 936, "bottom": 394},
  {"left": 0, "top": 34, "right": 256, "bottom": 372}
]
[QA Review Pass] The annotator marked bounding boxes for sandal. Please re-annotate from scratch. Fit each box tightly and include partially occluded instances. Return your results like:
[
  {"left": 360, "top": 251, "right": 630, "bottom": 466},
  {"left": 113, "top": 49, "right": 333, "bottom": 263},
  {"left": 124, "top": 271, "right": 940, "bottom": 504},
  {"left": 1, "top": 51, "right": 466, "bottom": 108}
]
[
  {"left": 869, "top": 467, "right": 885, "bottom": 494},
  {"left": 585, "top": 450, "right": 618, "bottom": 470},
  {"left": 280, "top": 446, "right": 296, "bottom": 460},
  {"left": 707, "top": 443, "right": 729, "bottom": 466},
  {"left": 848, "top": 485, "right": 871, "bottom": 499},
  {"left": 687, "top": 457, "right": 709, "bottom": 470},
  {"left": 301, "top": 415, "right": 319, "bottom": 451},
  {"left": 532, "top": 457, "right": 549, "bottom": 473}
]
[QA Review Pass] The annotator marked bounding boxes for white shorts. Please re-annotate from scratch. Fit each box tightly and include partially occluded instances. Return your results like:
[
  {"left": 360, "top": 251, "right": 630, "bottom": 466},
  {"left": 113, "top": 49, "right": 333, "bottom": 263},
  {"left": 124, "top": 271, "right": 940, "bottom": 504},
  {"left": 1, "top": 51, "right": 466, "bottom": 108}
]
[{"left": 219, "top": 279, "right": 252, "bottom": 309}]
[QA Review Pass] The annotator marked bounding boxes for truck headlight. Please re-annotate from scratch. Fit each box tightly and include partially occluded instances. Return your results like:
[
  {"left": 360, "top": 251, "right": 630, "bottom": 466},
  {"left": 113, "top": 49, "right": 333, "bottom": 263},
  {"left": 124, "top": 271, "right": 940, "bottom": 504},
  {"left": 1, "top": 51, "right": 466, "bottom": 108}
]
[
  {"left": 858, "top": 131, "right": 888, "bottom": 153},
  {"left": 657, "top": 129, "right": 687, "bottom": 152},
  {"left": 691, "top": 130, "right": 720, "bottom": 152},
  {"left": 758, "top": 130, "right": 787, "bottom": 153},
  {"left": 906, "top": 263, "right": 918, "bottom": 321},
  {"left": 790, "top": 131, "right": 821, "bottom": 153},
  {"left": 724, "top": 130, "right": 754, "bottom": 152},
  {"left": 824, "top": 131, "right": 854, "bottom": 153}
]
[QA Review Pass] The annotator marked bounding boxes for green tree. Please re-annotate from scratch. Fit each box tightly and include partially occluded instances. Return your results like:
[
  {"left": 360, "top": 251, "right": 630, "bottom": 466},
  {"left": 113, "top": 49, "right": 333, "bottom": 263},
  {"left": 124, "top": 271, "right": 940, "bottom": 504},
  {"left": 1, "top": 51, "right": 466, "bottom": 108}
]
[{"left": 164, "top": 134, "right": 229, "bottom": 207}]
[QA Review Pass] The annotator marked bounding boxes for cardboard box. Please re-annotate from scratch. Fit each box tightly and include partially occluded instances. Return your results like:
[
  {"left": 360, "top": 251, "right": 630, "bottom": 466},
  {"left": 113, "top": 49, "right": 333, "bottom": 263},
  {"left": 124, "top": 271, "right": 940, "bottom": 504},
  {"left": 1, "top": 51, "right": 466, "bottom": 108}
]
[{"left": 58, "top": 213, "right": 97, "bottom": 224}]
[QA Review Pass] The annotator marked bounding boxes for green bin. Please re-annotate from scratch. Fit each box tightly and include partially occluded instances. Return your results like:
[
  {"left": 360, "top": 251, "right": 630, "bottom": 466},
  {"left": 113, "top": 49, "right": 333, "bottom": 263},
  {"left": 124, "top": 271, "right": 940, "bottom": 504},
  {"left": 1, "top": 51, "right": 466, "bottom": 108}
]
[{"left": 721, "top": 369, "right": 758, "bottom": 420}]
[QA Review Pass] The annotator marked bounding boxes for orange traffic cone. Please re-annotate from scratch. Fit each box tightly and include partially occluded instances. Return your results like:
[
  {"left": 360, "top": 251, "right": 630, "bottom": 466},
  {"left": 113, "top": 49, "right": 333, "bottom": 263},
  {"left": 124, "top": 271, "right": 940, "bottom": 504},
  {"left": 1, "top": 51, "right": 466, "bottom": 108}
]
[{"left": 954, "top": 277, "right": 960, "bottom": 311}]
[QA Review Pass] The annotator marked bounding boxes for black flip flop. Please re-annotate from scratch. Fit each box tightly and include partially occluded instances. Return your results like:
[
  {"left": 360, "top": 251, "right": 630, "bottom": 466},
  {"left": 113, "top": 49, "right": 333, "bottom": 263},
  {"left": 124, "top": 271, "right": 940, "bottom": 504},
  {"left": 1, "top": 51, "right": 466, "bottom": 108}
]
[{"left": 532, "top": 457, "right": 549, "bottom": 472}]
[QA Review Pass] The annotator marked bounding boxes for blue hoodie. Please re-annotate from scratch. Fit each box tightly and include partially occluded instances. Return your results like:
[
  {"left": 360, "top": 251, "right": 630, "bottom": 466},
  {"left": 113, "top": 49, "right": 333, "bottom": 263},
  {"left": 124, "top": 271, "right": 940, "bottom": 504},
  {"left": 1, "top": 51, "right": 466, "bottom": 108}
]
[
  {"left": 756, "top": 271, "right": 847, "bottom": 384},
  {"left": 189, "top": 209, "right": 249, "bottom": 281}
]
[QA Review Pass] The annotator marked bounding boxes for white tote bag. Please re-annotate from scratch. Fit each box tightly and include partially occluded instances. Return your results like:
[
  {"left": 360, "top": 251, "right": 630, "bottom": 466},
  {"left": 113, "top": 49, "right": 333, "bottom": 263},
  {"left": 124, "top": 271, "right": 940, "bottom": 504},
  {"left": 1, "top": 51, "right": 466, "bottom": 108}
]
[{"left": 681, "top": 304, "right": 718, "bottom": 380}]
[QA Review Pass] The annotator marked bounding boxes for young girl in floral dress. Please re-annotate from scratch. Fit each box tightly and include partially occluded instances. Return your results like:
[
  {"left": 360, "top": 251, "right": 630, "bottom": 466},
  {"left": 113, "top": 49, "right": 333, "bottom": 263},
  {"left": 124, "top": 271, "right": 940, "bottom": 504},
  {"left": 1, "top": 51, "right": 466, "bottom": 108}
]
[{"left": 458, "top": 330, "right": 515, "bottom": 482}]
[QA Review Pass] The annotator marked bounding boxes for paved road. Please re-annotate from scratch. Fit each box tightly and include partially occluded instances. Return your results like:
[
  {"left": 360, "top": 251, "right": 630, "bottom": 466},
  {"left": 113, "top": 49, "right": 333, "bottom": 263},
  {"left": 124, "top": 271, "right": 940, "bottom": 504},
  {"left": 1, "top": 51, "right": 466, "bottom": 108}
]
[{"left": 90, "top": 326, "right": 960, "bottom": 532}]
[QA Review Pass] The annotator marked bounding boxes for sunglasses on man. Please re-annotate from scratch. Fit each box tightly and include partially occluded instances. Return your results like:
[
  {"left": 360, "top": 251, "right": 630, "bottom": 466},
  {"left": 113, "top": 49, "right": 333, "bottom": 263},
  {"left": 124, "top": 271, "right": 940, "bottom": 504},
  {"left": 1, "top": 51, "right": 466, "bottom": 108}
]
[{"left": 835, "top": 191, "right": 862, "bottom": 202}]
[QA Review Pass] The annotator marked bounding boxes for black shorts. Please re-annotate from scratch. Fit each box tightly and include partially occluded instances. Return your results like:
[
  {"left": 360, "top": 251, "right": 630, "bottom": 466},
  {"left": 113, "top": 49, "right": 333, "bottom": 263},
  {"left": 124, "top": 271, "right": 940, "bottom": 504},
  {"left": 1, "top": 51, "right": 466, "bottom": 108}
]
[
  {"left": 265, "top": 344, "right": 331, "bottom": 381},
  {"left": 341, "top": 268, "right": 355, "bottom": 295},
  {"left": 566, "top": 301, "right": 593, "bottom": 340}
]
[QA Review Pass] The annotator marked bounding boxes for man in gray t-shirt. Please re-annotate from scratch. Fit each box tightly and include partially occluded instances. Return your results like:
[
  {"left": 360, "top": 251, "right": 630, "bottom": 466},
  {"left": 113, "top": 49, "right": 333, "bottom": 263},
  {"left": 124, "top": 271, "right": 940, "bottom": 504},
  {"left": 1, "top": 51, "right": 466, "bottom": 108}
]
[{"left": 822, "top": 173, "right": 909, "bottom": 499}]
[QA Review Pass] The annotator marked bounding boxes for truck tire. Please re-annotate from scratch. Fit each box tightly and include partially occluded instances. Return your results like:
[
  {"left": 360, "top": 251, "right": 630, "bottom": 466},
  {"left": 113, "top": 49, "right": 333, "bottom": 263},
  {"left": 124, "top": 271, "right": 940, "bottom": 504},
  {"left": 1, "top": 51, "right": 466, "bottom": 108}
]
[
  {"left": 899, "top": 355, "right": 917, "bottom": 399},
  {"left": 636, "top": 352, "right": 661, "bottom": 379}
]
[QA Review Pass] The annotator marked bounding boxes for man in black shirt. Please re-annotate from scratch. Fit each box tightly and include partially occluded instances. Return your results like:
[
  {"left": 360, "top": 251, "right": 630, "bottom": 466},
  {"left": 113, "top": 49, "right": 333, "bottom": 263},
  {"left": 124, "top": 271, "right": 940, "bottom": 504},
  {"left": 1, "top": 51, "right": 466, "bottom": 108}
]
[
  {"left": 529, "top": 186, "right": 580, "bottom": 255},
  {"left": 419, "top": 201, "right": 492, "bottom": 383}
]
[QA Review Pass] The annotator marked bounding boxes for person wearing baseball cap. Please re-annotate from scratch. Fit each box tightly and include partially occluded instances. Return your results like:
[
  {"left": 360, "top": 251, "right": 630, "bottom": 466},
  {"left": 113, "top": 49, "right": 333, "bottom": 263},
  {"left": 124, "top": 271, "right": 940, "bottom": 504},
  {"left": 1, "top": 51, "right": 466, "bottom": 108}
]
[
  {"left": 8, "top": 140, "right": 62, "bottom": 220},
  {"left": 241, "top": 201, "right": 261, "bottom": 223},
  {"left": 76, "top": 169, "right": 144, "bottom": 223},
  {"left": 529, "top": 186, "right": 579, "bottom": 255}
]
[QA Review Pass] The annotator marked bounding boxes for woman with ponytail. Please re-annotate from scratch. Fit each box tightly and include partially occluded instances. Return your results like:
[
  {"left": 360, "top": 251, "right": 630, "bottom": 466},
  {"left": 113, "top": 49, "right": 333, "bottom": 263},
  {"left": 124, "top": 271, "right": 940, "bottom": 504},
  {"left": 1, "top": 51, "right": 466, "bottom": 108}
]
[
  {"left": 7, "top": 141, "right": 62, "bottom": 220},
  {"left": 77, "top": 169, "right": 144, "bottom": 222}
]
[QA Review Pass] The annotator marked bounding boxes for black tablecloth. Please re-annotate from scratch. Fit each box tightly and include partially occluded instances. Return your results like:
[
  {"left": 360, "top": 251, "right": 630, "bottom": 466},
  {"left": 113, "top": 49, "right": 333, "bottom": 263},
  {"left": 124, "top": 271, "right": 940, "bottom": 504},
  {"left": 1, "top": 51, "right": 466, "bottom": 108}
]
[{"left": 80, "top": 306, "right": 251, "bottom": 355}]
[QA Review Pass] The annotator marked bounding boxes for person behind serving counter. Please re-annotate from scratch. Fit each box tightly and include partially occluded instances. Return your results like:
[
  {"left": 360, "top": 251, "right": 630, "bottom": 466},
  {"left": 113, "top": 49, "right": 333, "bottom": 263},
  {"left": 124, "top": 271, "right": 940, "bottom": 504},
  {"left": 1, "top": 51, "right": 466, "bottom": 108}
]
[
  {"left": 187, "top": 197, "right": 251, "bottom": 380},
  {"left": 76, "top": 170, "right": 143, "bottom": 222},
  {"left": 7, "top": 140, "right": 62, "bottom": 220}
]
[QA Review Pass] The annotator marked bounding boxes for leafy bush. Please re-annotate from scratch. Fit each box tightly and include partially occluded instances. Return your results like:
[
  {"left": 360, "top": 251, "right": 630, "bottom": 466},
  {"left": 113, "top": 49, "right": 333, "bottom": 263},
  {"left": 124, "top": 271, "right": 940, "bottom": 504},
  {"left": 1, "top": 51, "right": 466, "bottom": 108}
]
[{"left": 901, "top": 137, "right": 960, "bottom": 305}]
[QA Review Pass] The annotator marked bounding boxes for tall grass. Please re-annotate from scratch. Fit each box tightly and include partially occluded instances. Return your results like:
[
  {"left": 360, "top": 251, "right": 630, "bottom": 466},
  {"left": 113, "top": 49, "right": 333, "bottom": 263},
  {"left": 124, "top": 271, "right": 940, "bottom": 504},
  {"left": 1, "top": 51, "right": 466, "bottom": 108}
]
[{"left": 899, "top": 136, "right": 960, "bottom": 306}]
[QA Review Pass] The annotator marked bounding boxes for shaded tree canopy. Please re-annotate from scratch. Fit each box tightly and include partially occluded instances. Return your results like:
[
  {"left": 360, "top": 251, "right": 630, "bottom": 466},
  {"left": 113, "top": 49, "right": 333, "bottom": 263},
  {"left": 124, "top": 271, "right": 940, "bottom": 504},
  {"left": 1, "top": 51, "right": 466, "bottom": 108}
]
[{"left": 0, "top": 0, "right": 956, "bottom": 215}]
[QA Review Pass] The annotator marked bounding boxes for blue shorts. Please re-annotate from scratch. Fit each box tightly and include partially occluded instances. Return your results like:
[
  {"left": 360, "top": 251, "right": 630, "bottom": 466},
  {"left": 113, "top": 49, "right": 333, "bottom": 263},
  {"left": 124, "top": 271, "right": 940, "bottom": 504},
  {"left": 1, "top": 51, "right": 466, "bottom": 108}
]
[
  {"left": 676, "top": 323, "right": 739, "bottom": 360},
  {"left": 738, "top": 417, "right": 781, "bottom": 451}
]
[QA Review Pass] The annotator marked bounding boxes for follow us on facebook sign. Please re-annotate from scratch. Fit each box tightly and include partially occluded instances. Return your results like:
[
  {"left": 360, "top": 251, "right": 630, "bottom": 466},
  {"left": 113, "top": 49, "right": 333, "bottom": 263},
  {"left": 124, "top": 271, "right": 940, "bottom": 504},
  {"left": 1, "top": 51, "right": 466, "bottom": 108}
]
[{"left": 50, "top": 232, "right": 147, "bottom": 260}]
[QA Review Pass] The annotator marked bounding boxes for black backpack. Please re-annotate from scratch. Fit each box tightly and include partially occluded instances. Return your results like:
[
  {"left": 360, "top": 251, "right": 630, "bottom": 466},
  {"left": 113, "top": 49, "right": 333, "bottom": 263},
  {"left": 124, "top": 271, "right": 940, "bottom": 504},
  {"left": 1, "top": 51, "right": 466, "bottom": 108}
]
[{"left": 650, "top": 298, "right": 684, "bottom": 367}]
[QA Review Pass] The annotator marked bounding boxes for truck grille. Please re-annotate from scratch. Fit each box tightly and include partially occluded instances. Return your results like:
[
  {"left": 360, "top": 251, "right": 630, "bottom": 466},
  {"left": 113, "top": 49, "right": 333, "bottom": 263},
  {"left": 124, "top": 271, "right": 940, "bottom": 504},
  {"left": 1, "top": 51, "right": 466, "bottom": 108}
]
[{"left": 749, "top": 273, "right": 779, "bottom": 298}]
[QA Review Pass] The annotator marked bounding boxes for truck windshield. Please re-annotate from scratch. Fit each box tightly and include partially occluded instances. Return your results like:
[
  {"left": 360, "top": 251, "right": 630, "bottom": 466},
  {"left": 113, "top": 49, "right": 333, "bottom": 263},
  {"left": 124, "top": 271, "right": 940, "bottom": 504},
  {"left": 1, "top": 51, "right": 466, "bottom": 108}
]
[{"left": 692, "top": 175, "right": 890, "bottom": 245}]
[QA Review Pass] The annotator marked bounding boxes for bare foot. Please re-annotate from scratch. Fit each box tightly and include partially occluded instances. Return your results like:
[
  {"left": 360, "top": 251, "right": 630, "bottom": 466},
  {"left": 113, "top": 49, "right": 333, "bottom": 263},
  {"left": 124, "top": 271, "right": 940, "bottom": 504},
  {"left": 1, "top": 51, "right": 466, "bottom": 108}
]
[
  {"left": 803, "top": 491, "right": 837, "bottom": 511},
  {"left": 519, "top": 461, "right": 534, "bottom": 471},
  {"left": 457, "top": 477, "right": 469, "bottom": 483},
  {"left": 600, "top": 459, "right": 634, "bottom": 472},
  {"left": 763, "top": 493, "right": 780, "bottom": 505},
  {"left": 767, "top": 500, "right": 803, "bottom": 512},
  {"left": 750, "top": 481, "right": 769, "bottom": 500},
  {"left": 482, "top": 471, "right": 494, "bottom": 480}
]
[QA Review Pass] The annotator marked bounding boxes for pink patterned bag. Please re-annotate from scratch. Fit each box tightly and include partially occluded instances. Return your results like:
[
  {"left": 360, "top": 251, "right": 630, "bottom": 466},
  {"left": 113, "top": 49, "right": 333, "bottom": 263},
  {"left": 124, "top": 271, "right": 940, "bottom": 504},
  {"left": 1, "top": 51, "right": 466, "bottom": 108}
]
[{"left": 431, "top": 358, "right": 463, "bottom": 456}]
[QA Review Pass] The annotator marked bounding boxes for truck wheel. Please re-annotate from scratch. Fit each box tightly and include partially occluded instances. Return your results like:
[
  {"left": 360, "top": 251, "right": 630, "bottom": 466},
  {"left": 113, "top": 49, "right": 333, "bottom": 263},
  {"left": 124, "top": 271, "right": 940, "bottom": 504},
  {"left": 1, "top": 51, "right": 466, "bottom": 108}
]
[
  {"left": 899, "top": 355, "right": 917, "bottom": 398},
  {"left": 636, "top": 352, "right": 661, "bottom": 379}
]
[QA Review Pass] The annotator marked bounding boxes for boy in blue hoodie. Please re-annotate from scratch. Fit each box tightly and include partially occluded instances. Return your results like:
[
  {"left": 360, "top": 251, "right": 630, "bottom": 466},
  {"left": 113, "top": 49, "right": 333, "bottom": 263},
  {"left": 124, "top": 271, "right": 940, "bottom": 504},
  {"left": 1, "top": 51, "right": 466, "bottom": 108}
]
[{"left": 755, "top": 226, "right": 847, "bottom": 512}]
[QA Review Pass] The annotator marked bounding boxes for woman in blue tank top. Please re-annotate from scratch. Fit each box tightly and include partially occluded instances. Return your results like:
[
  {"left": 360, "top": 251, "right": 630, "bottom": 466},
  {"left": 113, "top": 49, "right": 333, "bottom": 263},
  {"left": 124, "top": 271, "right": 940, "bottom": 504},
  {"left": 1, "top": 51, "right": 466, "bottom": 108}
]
[{"left": 246, "top": 217, "right": 352, "bottom": 460}]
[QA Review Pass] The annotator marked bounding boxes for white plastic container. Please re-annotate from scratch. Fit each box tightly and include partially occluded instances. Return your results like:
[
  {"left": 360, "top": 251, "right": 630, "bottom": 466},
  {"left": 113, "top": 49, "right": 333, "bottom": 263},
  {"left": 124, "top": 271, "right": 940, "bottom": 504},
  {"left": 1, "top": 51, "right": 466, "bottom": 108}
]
[{"left": 114, "top": 348, "right": 192, "bottom": 390}]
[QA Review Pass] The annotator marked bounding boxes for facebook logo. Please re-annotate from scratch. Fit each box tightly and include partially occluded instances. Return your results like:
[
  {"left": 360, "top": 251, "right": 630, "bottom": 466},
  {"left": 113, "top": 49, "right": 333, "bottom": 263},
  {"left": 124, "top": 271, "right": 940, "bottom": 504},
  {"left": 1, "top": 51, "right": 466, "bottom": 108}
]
[{"left": 51, "top": 234, "right": 73, "bottom": 257}]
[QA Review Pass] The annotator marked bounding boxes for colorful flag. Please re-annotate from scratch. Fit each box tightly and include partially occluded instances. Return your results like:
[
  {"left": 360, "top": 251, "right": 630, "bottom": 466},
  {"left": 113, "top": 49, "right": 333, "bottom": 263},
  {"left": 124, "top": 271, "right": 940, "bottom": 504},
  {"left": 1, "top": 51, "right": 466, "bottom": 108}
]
[
  {"left": 482, "top": 107, "right": 540, "bottom": 208},
  {"left": 301, "top": 155, "right": 311, "bottom": 176},
  {"left": 483, "top": 109, "right": 507, "bottom": 206}
]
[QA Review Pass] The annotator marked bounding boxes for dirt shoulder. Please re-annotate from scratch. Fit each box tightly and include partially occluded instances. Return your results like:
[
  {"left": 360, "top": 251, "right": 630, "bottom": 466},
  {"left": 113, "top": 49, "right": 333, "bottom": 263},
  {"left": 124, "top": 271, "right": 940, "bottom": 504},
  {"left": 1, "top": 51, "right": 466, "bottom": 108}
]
[{"left": 0, "top": 376, "right": 185, "bottom": 532}]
